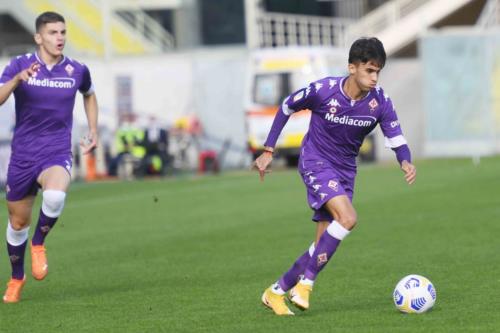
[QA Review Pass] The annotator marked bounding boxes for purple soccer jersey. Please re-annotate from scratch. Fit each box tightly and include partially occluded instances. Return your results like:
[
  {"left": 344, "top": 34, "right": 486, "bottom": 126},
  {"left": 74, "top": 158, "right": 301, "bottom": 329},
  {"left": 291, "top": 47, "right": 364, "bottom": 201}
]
[
  {"left": 0, "top": 52, "right": 93, "bottom": 200},
  {"left": 264, "top": 76, "right": 407, "bottom": 220},
  {"left": 0, "top": 52, "right": 93, "bottom": 161}
]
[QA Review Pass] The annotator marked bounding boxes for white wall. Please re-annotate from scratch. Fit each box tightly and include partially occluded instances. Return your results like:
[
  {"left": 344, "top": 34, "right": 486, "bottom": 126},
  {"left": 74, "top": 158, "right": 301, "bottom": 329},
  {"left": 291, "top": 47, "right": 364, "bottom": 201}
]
[
  {"left": 71, "top": 53, "right": 196, "bottom": 132},
  {"left": 376, "top": 58, "right": 424, "bottom": 162},
  {"left": 420, "top": 29, "right": 500, "bottom": 157}
]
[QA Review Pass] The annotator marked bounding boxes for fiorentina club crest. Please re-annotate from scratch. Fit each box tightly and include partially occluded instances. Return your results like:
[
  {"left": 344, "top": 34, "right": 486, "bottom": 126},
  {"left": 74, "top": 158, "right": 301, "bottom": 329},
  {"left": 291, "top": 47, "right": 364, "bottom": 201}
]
[
  {"left": 368, "top": 98, "right": 378, "bottom": 112},
  {"left": 65, "top": 64, "right": 74, "bottom": 76},
  {"left": 328, "top": 180, "right": 339, "bottom": 192},
  {"left": 317, "top": 253, "right": 328, "bottom": 266},
  {"left": 9, "top": 255, "right": 20, "bottom": 263}
]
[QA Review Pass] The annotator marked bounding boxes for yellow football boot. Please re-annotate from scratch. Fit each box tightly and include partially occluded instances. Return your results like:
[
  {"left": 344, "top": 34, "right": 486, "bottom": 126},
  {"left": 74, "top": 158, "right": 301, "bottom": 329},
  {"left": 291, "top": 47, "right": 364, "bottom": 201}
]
[
  {"left": 261, "top": 287, "right": 294, "bottom": 316},
  {"left": 289, "top": 282, "right": 312, "bottom": 310}
]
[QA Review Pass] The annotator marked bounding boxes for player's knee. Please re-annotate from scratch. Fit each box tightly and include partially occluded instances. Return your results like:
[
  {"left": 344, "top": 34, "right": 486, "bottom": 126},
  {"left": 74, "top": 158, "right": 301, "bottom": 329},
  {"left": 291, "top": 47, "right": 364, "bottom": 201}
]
[
  {"left": 42, "top": 190, "right": 66, "bottom": 218},
  {"left": 8, "top": 217, "right": 30, "bottom": 231},
  {"left": 338, "top": 212, "right": 357, "bottom": 230},
  {"left": 6, "top": 221, "right": 29, "bottom": 246},
  {"left": 327, "top": 219, "right": 352, "bottom": 240}
]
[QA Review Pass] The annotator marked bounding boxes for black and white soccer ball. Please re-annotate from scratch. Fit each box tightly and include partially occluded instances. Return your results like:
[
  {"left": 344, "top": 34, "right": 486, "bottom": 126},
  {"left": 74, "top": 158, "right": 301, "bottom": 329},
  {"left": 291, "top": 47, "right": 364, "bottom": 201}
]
[{"left": 393, "top": 274, "right": 436, "bottom": 313}]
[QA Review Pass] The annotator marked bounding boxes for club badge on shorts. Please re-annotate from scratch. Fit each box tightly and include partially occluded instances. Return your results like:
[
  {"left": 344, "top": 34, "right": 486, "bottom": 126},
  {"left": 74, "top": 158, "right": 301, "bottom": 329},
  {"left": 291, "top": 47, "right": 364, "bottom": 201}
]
[{"left": 328, "top": 180, "right": 339, "bottom": 192}]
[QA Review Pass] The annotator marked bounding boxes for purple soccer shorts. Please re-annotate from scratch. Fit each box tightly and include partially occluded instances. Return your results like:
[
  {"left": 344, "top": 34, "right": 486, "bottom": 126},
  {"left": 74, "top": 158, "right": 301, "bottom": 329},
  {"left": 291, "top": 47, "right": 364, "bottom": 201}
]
[
  {"left": 6, "top": 154, "right": 72, "bottom": 201},
  {"left": 299, "top": 157, "right": 354, "bottom": 222}
]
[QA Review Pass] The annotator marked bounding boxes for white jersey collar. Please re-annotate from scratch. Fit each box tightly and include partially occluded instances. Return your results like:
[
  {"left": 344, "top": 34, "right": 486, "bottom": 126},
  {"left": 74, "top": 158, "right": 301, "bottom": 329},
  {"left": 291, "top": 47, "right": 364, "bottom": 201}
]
[
  {"left": 339, "top": 76, "right": 372, "bottom": 106},
  {"left": 35, "top": 52, "right": 66, "bottom": 71}
]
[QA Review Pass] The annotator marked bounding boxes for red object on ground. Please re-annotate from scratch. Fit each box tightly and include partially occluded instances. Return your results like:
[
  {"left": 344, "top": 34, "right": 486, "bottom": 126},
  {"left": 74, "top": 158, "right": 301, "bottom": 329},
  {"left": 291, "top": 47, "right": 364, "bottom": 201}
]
[{"left": 198, "top": 150, "right": 218, "bottom": 174}]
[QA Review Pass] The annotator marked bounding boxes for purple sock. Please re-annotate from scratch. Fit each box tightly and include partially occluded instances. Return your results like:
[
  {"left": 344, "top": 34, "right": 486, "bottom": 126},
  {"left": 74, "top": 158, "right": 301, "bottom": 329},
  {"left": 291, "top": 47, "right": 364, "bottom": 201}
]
[
  {"left": 278, "top": 250, "right": 311, "bottom": 291},
  {"left": 31, "top": 209, "right": 58, "bottom": 246},
  {"left": 7, "top": 241, "right": 27, "bottom": 280},
  {"left": 304, "top": 232, "right": 341, "bottom": 281}
]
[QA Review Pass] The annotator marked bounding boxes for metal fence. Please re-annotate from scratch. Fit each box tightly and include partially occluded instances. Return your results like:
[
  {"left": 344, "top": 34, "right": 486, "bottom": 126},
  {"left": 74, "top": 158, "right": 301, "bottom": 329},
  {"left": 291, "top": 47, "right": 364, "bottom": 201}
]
[{"left": 257, "top": 12, "right": 352, "bottom": 48}]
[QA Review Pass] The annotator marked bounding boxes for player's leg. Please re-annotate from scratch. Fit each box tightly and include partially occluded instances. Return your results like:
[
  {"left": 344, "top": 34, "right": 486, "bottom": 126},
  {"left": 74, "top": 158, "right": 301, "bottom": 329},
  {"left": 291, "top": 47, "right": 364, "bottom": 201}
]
[
  {"left": 272, "top": 217, "right": 329, "bottom": 291},
  {"left": 263, "top": 239, "right": 316, "bottom": 315},
  {"left": 314, "top": 220, "right": 330, "bottom": 244},
  {"left": 305, "top": 195, "right": 356, "bottom": 282},
  {"left": 262, "top": 216, "right": 330, "bottom": 315},
  {"left": 263, "top": 241, "right": 314, "bottom": 314},
  {"left": 31, "top": 165, "right": 70, "bottom": 280},
  {"left": 33, "top": 165, "right": 69, "bottom": 245},
  {"left": 263, "top": 158, "right": 345, "bottom": 314},
  {"left": 290, "top": 195, "right": 355, "bottom": 310},
  {"left": 3, "top": 196, "right": 36, "bottom": 303}
]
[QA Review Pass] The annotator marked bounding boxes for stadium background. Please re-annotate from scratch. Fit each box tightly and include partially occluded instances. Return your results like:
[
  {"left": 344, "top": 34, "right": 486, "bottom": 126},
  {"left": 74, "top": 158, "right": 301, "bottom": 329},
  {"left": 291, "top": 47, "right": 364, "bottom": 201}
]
[
  {"left": 0, "top": 0, "right": 498, "bottom": 179},
  {"left": 0, "top": 1, "right": 499, "bottom": 332}
]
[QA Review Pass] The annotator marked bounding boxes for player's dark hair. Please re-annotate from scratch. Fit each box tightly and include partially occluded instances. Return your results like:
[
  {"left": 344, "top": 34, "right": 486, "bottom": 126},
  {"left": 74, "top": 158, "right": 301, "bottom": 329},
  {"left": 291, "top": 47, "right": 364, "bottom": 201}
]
[
  {"left": 348, "top": 37, "right": 386, "bottom": 68},
  {"left": 35, "top": 12, "right": 65, "bottom": 32}
]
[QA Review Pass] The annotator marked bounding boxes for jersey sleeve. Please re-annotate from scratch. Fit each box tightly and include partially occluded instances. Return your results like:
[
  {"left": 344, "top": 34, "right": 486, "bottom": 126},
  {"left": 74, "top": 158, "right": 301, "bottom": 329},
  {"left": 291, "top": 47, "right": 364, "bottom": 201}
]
[
  {"left": 79, "top": 65, "right": 94, "bottom": 95},
  {"left": 263, "top": 80, "right": 324, "bottom": 148},
  {"left": 0, "top": 57, "right": 20, "bottom": 85},
  {"left": 379, "top": 97, "right": 407, "bottom": 148},
  {"left": 281, "top": 80, "right": 324, "bottom": 115}
]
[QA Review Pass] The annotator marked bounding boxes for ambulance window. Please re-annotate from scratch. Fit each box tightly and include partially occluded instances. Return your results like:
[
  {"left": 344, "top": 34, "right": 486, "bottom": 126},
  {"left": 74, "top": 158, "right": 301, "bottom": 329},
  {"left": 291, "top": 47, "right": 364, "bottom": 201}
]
[{"left": 253, "top": 73, "right": 290, "bottom": 106}]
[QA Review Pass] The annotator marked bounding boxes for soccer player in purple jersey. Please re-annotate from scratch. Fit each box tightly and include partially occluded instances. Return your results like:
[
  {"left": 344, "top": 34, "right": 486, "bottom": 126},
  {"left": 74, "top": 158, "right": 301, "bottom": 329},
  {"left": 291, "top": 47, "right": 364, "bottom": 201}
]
[
  {"left": 0, "top": 12, "right": 98, "bottom": 303},
  {"left": 255, "top": 37, "right": 417, "bottom": 315}
]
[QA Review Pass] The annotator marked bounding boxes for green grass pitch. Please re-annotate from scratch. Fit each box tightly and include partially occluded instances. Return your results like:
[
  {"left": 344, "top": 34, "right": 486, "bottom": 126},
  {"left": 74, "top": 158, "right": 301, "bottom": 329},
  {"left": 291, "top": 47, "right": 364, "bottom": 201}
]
[{"left": 1, "top": 156, "right": 499, "bottom": 332}]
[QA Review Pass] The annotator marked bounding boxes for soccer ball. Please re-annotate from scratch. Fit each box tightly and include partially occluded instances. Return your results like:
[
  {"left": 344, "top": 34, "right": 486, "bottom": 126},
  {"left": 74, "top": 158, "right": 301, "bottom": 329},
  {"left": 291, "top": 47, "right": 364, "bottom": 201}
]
[{"left": 393, "top": 274, "right": 436, "bottom": 313}]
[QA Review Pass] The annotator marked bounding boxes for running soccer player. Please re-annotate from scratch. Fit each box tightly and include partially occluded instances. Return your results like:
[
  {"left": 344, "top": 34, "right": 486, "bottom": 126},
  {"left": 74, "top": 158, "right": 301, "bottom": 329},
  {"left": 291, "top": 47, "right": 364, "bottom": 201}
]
[
  {"left": 0, "top": 11, "right": 98, "bottom": 303},
  {"left": 255, "top": 37, "right": 416, "bottom": 315}
]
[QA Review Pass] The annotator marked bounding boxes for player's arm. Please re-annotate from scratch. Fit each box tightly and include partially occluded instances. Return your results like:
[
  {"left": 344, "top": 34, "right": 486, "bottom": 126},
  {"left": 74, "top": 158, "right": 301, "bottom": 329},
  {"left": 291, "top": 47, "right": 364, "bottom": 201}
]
[
  {"left": 379, "top": 97, "right": 416, "bottom": 185},
  {"left": 392, "top": 145, "right": 416, "bottom": 185},
  {"left": 0, "top": 62, "right": 40, "bottom": 105},
  {"left": 253, "top": 82, "right": 322, "bottom": 181},
  {"left": 0, "top": 77, "right": 21, "bottom": 105},
  {"left": 79, "top": 65, "right": 99, "bottom": 154},
  {"left": 81, "top": 92, "right": 99, "bottom": 154}
]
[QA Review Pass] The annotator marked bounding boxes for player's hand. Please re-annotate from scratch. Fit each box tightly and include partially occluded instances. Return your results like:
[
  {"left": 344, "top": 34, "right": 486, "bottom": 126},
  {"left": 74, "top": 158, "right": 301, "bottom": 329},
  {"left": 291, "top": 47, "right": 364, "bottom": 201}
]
[
  {"left": 401, "top": 160, "right": 416, "bottom": 185},
  {"left": 16, "top": 62, "right": 40, "bottom": 83},
  {"left": 252, "top": 151, "right": 273, "bottom": 181},
  {"left": 80, "top": 131, "right": 98, "bottom": 155}
]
